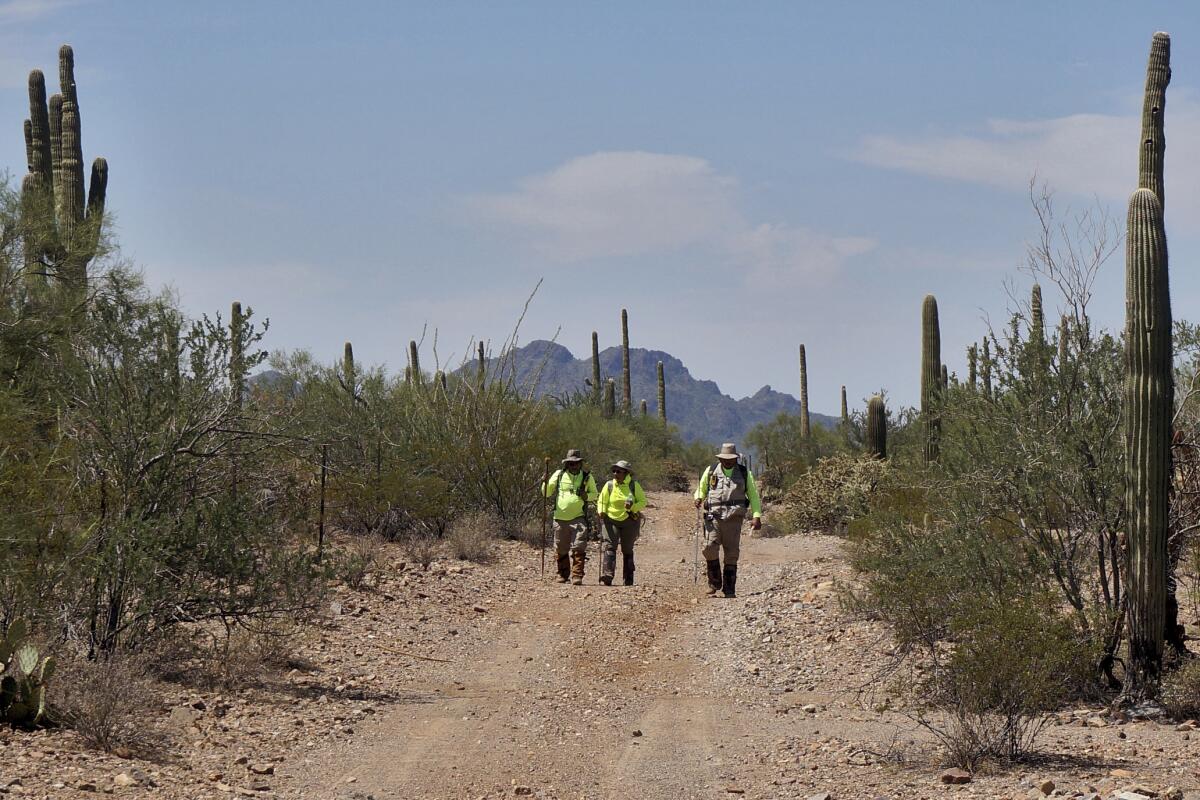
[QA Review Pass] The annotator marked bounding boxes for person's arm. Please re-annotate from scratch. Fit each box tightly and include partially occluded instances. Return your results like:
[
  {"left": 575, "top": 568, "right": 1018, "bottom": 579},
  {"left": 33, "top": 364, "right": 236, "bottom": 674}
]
[
  {"left": 631, "top": 481, "right": 648, "bottom": 514},
  {"left": 542, "top": 469, "right": 560, "bottom": 499},
  {"left": 596, "top": 481, "right": 609, "bottom": 518},
  {"left": 746, "top": 470, "right": 763, "bottom": 518},
  {"left": 694, "top": 466, "right": 711, "bottom": 505},
  {"left": 585, "top": 474, "right": 599, "bottom": 503}
]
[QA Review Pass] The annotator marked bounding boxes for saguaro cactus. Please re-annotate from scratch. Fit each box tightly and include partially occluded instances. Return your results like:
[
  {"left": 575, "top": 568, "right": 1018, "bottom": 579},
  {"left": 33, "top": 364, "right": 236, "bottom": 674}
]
[
  {"left": 866, "top": 395, "right": 887, "bottom": 460},
  {"left": 921, "top": 295, "right": 941, "bottom": 463},
  {"left": 840, "top": 386, "right": 848, "bottom": 425},
  {"left": 1140, "top": 33, "right": 1170, "bottom": 208},
  {"left": 656, "top": 360, "right": 666, "bottom": 422},
  {"left": 1058, "top": 316, "right": 1070, "bottom": 365},
  {"left": 640, "top": 399, "right": 648, "bottom": 416},
  {"left": 799, "top": 344, "right": 811, "bottom": 438},
  {"left": 1124, "top": 187, "right": 1173, "bottom": 694},
  {"left": 477, "top": 340, "right": 486, "bottom": 384},
  {"left": 1030, "top": 283, "right": 1045, "bottom": 344},
  {"left": 230, "top": 302, "right": 245, "bottom": 410},
  {"left": 967, "top": 344, "right": 978, "bottom": 390},
  {"left": 408, "top": 340, "right": 421, "bottom": 385},
  {"left": 20, "top": 45, "right": 107, "bottom": 288},
  {"left": 342, "top": 342, "right": 355, "bottom": 395},
  {"left": 982, "top": 338, "right": 993, "bottom": 399},
  {"left": 621, "top": 309, "right": 631, "bottom": 415},
  {"left": 592, "top": 331, "right": 602, "bottom": 404},
  {"left": 603, "top": 378, "right": 616, "bottom": 419}
]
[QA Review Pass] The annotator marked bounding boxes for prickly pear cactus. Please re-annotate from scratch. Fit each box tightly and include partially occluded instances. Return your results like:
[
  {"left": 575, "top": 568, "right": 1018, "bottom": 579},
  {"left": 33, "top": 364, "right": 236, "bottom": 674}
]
[{"left": 0, "top": 622, "right": 55, "bottom": 727}]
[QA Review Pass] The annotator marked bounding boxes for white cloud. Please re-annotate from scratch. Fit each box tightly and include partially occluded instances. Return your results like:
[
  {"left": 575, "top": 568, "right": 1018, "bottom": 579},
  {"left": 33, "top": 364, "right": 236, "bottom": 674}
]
[
  {"left": 0, "top": 0, "right": 81, "bottom": 21},
  {"left": 853, "top": 96, "right": 1200, "bottom": 226},
  {"left": 471, "top": 150, "right": 874, "bottom": 281}
]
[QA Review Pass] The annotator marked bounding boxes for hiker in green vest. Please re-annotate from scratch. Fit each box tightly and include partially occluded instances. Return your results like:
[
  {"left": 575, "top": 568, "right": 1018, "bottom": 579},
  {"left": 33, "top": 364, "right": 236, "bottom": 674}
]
[
  {"left": 596, "top": 460, "right": 647, "bottom": 586},
  {"left": 694, "top": 442, "right": 762, "bottom": 598},
  {"left": 541, "top": 449, "right": 599, "bottom": 585}
]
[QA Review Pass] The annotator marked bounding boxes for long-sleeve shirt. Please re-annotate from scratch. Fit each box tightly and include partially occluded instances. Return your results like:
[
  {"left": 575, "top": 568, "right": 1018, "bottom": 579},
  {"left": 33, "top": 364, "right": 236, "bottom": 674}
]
[
  {"left": 694, "top": 465, "right": 763, "bottom": 518},
  {"left": 541, "top": 468, "right": 598, "bottom": 521},
  {"left": 596, "top": 475, "right": 647, "bottom": 522}
]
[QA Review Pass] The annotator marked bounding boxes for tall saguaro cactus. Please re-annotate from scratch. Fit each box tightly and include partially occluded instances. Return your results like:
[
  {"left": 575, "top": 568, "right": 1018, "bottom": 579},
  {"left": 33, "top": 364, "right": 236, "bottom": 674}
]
[
  {"left": 921, "top": 295, "right": 941, "bottom": 463},
  {"left": 840, "top": 386, "right": 848, "bottom": 425},
  {"left": 230, "top": 302, "right": 245, "bottom": 411},
  {"left": 621, "top": 309, "right": 631, "bottom": 415},
  {"left": 592, "top": 332, "right": 602, "bottom": 404},
  {"left": 656, "top": 360, "right": 666, "bottom": 422},
  {"left": 866, "top": 395, "right": 887, "bottom": 460},
  {"left": 1140, "top": 33, "right": 1170, "bottom": 208},
  {"left": 982, "top": 338, "right": 993, "bottom": 399},
  {"left": 967, "top": 344, "right": 978, "bottom": 390},
  {"left": 408, "top": 340, "right": 421, "bottom": 385},
  {"left": 640, "top": 399, "right": 648, "bottom": 416},
  {"left": 342, "top": 342, "right": 355, "bottom": 395},
  {"left": 603, "top": 378, "right": 616, "bottom": 419},
  {"left": 477, "top": 340, "right": 486, "bottom": 385},
  {"left": 799, "top": 344, "right": 811, "bottom": 438},
  {"left": 20, "top": 45, "right": 107, "bottom": 288},
  {"left": 1030, "top": 283, "right": 1045, "bottom": 344},
  {"left": 1124, "top": 187, "right": 1173, "bottom": 694}
]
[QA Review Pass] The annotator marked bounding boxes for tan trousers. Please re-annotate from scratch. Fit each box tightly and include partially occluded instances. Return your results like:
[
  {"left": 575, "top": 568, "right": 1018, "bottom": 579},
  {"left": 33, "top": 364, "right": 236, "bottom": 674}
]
[
  {"left": 702, "top": 514, "right": 742, "bottom": 564},
  {"left": 554, "top": 518, "right": 590, "bottom": 556}
]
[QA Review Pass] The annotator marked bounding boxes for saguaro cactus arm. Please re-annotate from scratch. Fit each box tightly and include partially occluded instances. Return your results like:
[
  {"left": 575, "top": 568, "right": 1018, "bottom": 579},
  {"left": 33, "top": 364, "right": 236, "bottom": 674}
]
[{"left": 1139, "top": 33, "right": 1170, "bottom": 208}]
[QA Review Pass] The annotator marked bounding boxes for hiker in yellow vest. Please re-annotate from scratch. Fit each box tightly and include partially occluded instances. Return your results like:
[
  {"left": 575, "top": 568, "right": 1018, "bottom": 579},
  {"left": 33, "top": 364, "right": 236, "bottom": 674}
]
[
  {"left": 694, "top": 443, "right": 762, "bottom": 598},
  {"left": 596, "top": 460, "right": 647, "bottom": 586},
  {"left": 541, "top": 449, "right": 599, "bottom": 585}
]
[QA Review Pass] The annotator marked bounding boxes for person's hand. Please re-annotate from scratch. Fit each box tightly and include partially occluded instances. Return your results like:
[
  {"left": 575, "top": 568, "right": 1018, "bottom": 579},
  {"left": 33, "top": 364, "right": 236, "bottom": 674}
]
[
  {"left": 694, "top": 498, "right": 703, "bottom": 509},
  {"left": 752, "top": 517, "right": 762, "bottom": 531}
]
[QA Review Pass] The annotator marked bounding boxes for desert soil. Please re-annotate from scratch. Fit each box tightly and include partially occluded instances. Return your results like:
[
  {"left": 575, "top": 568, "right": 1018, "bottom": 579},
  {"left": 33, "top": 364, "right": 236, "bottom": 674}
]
[{"left": 5, "top": 492, "right": 1200, "bottom": 800}]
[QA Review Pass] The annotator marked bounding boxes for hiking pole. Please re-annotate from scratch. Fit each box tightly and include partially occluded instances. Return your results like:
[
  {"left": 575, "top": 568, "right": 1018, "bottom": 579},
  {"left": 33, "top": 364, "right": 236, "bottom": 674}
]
[
  {"left": 541, "top": 457, "right": 550, "bottom": 578},
  {"left": 694, "top": 508, "right": 701, "bottom": 583}
]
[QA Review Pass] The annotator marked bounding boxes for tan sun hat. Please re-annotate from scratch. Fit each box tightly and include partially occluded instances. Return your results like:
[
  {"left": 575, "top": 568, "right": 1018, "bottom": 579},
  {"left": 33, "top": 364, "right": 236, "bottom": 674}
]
[
  {"left": 611, "top": 459, "right": 634, "bottom": 473},
  {"left": 715, "top": 442, "right": 739, "bottom": 460},
  {"left": 562, "top": 449, "right": 584, "bottom": 464}
]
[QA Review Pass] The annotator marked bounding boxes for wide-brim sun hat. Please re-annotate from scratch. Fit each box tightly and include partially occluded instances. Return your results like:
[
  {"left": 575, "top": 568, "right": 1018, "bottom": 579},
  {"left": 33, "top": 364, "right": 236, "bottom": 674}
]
[
  {"left": 715, "top": 442, "right": 739, "bottom": 460},
  {"left": 562, "top": 449, "right": 584, "bottom": 463},
  {"left": 611, "top": 459, "right": 634, "bottom": 472}
]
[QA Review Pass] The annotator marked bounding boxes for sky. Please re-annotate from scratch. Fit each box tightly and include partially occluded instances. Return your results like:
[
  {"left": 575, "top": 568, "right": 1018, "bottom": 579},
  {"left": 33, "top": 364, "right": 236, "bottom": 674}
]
[{"left": 3, "top": 1, "right": 1200, "bottom": 411}]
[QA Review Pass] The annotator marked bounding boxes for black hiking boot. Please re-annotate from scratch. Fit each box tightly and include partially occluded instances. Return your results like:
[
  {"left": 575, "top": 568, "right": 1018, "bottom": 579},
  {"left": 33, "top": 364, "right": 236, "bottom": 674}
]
[
  {"left": 622, "top": 552, "right": 635, "bottom": 586},
  {"left": 600, "top": 552, "right": 616, "bottom": 585},
  {"left": 705, "top": 559, "right": 722, "bottom": 596},
  {"left": 722, "top": 564, "right": 737, "bottom": 598}
]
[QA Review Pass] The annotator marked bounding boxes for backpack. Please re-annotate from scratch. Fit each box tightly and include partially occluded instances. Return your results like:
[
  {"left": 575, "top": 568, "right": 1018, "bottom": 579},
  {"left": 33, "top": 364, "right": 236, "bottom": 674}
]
[{"left": 554, "top": 469, "right": 591, "bottom": 503}]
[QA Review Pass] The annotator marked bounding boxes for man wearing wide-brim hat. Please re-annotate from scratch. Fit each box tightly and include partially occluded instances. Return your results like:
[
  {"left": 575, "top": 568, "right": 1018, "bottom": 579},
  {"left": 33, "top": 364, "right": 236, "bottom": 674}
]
[
  {"left": 595, "top": 460, "right": 647, "bottom": 586},
  {"left": 694, "top": 442, "right": 763, "bottom": 597},
  {"left": 541, "top": 449, "right": 599, "bottom": 584}
]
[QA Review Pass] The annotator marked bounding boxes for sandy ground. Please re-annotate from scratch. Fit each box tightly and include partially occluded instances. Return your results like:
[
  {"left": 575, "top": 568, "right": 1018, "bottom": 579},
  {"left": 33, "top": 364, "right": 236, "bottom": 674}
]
[{"left": 5, "top": 492, "right": 1200, "bottom": 799}]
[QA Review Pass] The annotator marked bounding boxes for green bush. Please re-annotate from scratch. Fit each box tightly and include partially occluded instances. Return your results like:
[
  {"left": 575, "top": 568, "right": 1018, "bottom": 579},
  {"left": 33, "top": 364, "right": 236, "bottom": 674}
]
[
  {"left": 1162, "top": 660, "right": 1200, "bottom": 720},
  {"left": 781, "top": 454, "right": 887, "bottom": 533}
]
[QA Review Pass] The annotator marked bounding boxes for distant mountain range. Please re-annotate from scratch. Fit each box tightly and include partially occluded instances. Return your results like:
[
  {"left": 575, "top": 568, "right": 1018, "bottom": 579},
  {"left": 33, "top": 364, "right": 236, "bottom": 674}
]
[{"left": 492, "top": 340, "right": 836, "bottom": 445}]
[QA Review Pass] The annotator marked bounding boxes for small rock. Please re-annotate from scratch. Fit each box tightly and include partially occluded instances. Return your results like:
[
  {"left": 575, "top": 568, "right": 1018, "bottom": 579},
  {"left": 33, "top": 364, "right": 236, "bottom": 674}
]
[
  {"left": 329, "top": 602, "right": 344, "bottom": 616},
  {"left": 513, "top": 787, "right": 532, "bottom": 796},
  {"left": 940, "top": 769, "right": 971, "bottom": 785},
  {"left": 1124, "top": 787, "right": 1159, "bottom": 798},
  {"left": 249, "top": 764, "right": 274, "bottom": 775},
  {"left": 632, "top": 730, "right": 642, "bottom": 737},
  {"left": 1037, "top": 779, "right": 1055, "bottom": 795},
  {"left": 113, "top": 773, "right": 138, "bottom": 788},
  {"left": 1164, "top": 788, "right": 1184, "bottom": 800},
  {"left": 725, "top": 789, "right": 745, "bottom": 796},
  {"left": 807, "top": 794, "right": 833, "bottom": 800},
  {"left": 802, "top": 704, "right": 818, "bottom": 713},
  {"left": 473, "top": 605, "right": 487, "bottom": 613},
  {"left": 1110, "top": 769, "right": 1137, "bottom": 779}
]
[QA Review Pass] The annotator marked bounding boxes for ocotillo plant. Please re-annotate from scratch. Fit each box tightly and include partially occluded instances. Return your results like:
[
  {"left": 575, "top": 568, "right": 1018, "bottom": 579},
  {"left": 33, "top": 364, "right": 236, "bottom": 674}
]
[
  {"left": 640, "top": 399, "right": 648, "bottom": 416},
  {"left": 592, "top": 332, "right": 602, "bottom": 404},
  {"left": 603, "top": 378, "right": 616, "bottom": 419},
  {"left": 1124, "top": 187, "right": 1173, "bottom": 694},
  {"left": 20, "top": 45, "right": 107, "bottom": 288},
  {"left": 840, "top": 386, "right": 848, "bottom": 425},
  {"left": 921, "top": 295, "right": 941, "bottom": 463},
  {"left": 1140, "top": 33, "right": 1170, "bottom": 208},
  {"left": 408, "top": 341, "right": 421, "bottom": 385},
  {"left": 342, "top": 342, "right": 355, "bottom": 396},
  {"left": 230, "top": 302, "right": 245, "bottom": 411},
  {"left": 656, "top": 360, "right": 666, "bottom": 422},
  {"left": 621, "top": 309, "right": 631, "bottom": 415},
  {"left": 967, "top": 344, "right": 978, "bottom": 390},
  {"left": 866, "top": 395, "right": 887, "bottom": 459},
  {"left": 799, "top": 345, "right": 811, "bottom": 438}
]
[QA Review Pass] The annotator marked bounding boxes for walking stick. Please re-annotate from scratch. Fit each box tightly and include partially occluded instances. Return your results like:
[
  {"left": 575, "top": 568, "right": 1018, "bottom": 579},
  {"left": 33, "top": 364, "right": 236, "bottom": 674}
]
[
  {"left": 694, "top": 508, "right": 701, "bottom": 583},
  {"left": 541, "top": 457, "right": 550, "bottom": 578}
]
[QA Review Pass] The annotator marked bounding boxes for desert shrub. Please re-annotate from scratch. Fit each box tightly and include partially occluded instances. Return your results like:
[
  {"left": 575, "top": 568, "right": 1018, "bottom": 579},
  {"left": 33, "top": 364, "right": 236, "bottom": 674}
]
[
  {"left": 781, "top": 454, "right": 887, "bottom": 533},
  {"left": 337, "top": 533, "right": 385, "bottom": 590},
  {"left": 446, "top": 511, "right": 498, "bottom": 563},
  {"left": 916, "top": 600, "right": 1094, "bottom": 769},
  {"left": 658, "top": 458, "right": 692, "bottom": 492},
  {"left": 402, "top": 526, "right": 441, "bottom": 571},
  {"left": 744, "top": 414, "right": 847, "bottom": 492},
  {"left": 1162, "top": 660, "right": 1200, "bottom": 720},
  {"left": 54, "top": 653, "right": 162, "bottom": 754}
]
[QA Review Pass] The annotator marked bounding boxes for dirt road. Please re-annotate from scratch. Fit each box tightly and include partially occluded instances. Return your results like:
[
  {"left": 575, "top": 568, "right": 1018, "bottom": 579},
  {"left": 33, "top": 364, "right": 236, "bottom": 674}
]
[{"left": 288, "top": 491, "right": 853, "bottom": 799}]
